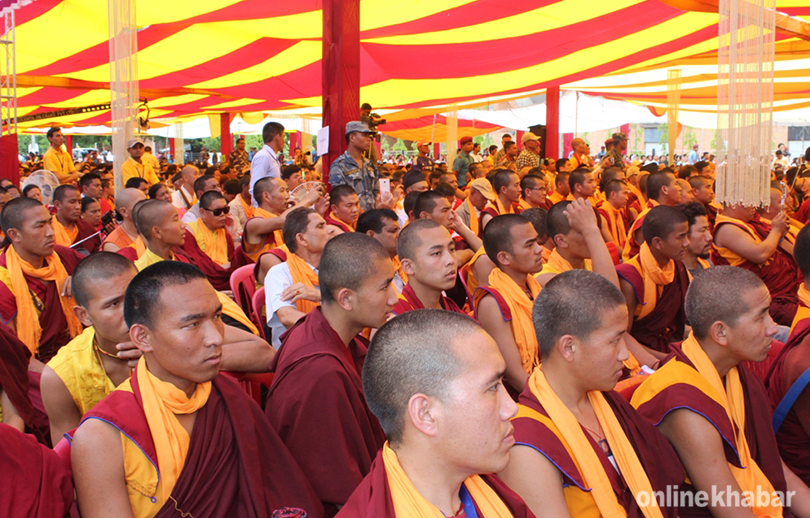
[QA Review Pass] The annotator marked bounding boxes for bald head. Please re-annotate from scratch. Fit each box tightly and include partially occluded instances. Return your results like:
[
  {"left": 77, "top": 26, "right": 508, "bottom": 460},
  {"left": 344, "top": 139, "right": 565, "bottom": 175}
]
[
  {"left": 181, "top": 165, "right": 199, "bottom": 183},
  {"left": 685, "top": 266, "right": 767, "bottom": 339},
  {"left": 364, "top": 309, "right": 483, "bottom": 443},
  {"left": 72, "top": 252, "right": 138, "bottom": 308},
  {"left": 116, "top": 188, "right": 147, "bottom": 217},
  {"left": 133, "top": 199, "right": 175, "bottom": 239}
]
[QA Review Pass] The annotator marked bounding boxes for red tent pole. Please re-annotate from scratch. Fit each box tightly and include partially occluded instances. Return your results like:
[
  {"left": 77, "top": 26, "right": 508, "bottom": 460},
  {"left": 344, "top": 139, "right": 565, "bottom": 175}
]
[
  {"left": 65, "top": 135, "right": 72, "bottom": 155},
  {"left": 321, "top": 0, "right": 360, "bottom": 182},
  {"left": 220, "top": 114, "right": 233, "bottom": 157},
  {"left": 546, "top": 86, "right": 560, "bottom": 159}
]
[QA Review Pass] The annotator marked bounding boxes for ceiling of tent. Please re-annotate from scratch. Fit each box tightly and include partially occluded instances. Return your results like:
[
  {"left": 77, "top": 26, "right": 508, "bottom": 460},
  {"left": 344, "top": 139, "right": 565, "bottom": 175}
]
[{"left": 12, "top": 0, "right": 727, "bottom": 128}]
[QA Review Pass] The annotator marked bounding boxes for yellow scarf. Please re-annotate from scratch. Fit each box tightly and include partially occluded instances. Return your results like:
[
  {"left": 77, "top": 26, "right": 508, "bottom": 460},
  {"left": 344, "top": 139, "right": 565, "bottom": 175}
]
[
  {"left": 286, "top": 252, "right": 320, "bottom": 314},
  {"left": 329, "top": 212, "right": 356, "bottom": 231},
  {"left": 548, "top": 191, "right": 565, "bottom": 205},
  {"left": 542, "top": 249, "right": 591, "bottom": 276},
  {"left": 713, "top": 215, "right": 767, "bottom": 267},
  {"left": 134, "top": 358, "right": 211, "bottom": 506},
  {"left": 188, "top": 220, "right": 229, "bottom": 266},
  {"left": 253, "top": 207, "right": 284, "bottom": 247},
  {"left": 5, "top": 246, "right": 82, "bottom": 354},
  {"left": 382, "top": 443, "right": 514, "bottom": 517},
  {"left": 486, "top": 268, "right": 541, "bottom": 373},
  {"left": 602, "top": 202, "right": 627, "bottom": 247},
  {"left": 52, "top": 218, "right": 78, "bottom": 247},
  {"left": 634, "top": 243, "right": 675, "bottom": 320},
  {"left": 792, "top": 284, "right": 810, "bottom": 332},
  {"left": 526, "top": 368, "right": 664, "bottom": 518},
  {"left": 680, "top": 334, "right": 782, "bottom": 517},
  {"left": 239, "top": 194, "right": 255, "bottom": 219},
  {"left": 465, "top": 196, "right": 480, "bottom": 235},
  {"left": 392, "top": 255, "right": 409, "bottom": 285},
  {"left": 218, "top": 293, "right": 260, "bottom": 336},
  {"left": 491, "top": 196, "right": 514, "bottom": 216},
  {"left": 134, "top": 247, "right": 173, "bottom": 271},
  {"left": 466, "top": 246, "right": 488, "bottom": 294}
]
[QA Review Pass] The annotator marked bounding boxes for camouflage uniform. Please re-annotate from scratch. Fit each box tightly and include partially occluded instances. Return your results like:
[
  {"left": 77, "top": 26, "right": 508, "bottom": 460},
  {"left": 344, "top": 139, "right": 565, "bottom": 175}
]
[{"left": 329, "top": 151, "right": 379, "bottom": 211}]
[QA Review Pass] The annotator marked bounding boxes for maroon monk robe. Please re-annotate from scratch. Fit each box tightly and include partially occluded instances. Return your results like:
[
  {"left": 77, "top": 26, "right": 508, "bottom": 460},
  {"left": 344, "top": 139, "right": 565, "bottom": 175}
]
[
  {"left": 712, "top": 216, "right": 800, "bottom": 326},
  {"left": 478, "top": 203, "right": 522, "bottom": 237},
  {"left": 391, "top": 283, "right": 465, "bottom": 316},
  {"left": 336, "top": 449, "right": 536, "bottom": 518},
  {"left": 0, "top": 245, "right": 84, "bottom": 363},
  {"left": 703, "top": 203, "right": 718, "bottom": 230},
  {"left": 252, "top": 248, "right": 288, "bottom": 282},
  {"left": 0, "top": 423, "right": 74, "bottom": 518},
  {"left": 616, "top": 260, "right": 689, "bottom": 354},
  {"left": 0, "top": 323, "right": 48, "bottom": 444},
  {"left": 634, "top": 344, "right": 790, "bottom": 518},
  {"left": 73, "top": 218, "right": 102, "bottom": 254},
  {"left": 324, "top": 211, "right": 354, "bottom": 234},
  {"left": 512, "top": 387, "right": 682, "bottom": 518},
  {"left": 266, "top": 308, "right": 386, "bottom": 517},
  {"left": 78, "top": 371, "right": 323, "bottom": 518},
  {"left": 767, "top": 318, "right": 810, "bottom": 487},
  {"left": 181, "top": 228, "right": 250, "bottom": 291}
]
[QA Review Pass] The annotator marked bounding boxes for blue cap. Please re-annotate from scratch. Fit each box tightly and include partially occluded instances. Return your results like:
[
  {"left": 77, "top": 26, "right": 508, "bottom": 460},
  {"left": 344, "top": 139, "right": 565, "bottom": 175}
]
[{"left": 345, "top": 121, "right": 374, "bottom": 135}]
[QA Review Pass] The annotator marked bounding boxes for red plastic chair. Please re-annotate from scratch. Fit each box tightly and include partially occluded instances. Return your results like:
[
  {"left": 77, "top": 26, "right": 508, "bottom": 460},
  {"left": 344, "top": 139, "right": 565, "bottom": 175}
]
[
  {"left": 251, "top": 287, "right": 268, "bottom": 341},
  {"left": 230, "top": 264, "right": 257, "bottom": 319}
]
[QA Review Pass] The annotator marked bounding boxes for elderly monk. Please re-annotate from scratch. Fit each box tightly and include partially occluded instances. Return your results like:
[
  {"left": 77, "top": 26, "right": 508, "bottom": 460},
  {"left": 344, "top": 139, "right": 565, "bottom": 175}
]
[
  {"left": 767, "top": 224, "right": 810, "bottom": 487},
  {"left": 391, "top": 219, "right": 464, "bottom": 315},
  {"left": 41, "top": 252, "right": 275, "bottom": 446},
  {"left": 0, "top": 197, "right": 84, "bottom": 363},
  {"left": 101, "top": 188, "right": 147, "bottom": 255},
  {"left": 617, "top": 206, "right": 690, "bottom": 364},
  {"left": 71, "top": 261, "right": 322, "bottom": 518},
  {"left": 623, "top": 171, "right": 682, "bottom": 261},
  {"left": 713, "top": 202, "right": 800, "bottom": 327},
  {"left": 326, "top": 184, "right": 360, "bottom": 233},
  {"left": 356, "top": 208, "right": 405, "bottom": 292},
  {"left": 170, "top": 164, "right": 200, "bottom": 211},
  {"left": 536, "top": 199, "right": 618, "bottom": 288},
  {"left": 266, "top": 233, "right": 395, "bottom": 516},
  {"left": 242, "top": 177, "right": 322, "bottom": 263},
  {"left": 182, "top": 190, "right": 247, "bottom": 291},
  {"left": 500, "top": 270, "right": 683, "bottom": 518},
  {"left": 480, "top": 170, "right": 523, "bottom": 231},
  {"left": 51, "top": 184, "right": 102, "bottom": 253},
  {"left": 475, "top": 215, "right": 544, "bottom": 394},
  {"left": 264, "top": 207, "right": 330, "bottom": 348},
  {"left": 632, "top": 266, "right": 810, "bottom": 517},
  {"left": 338, "top": 309, "right": 534, "bottom": 517}
]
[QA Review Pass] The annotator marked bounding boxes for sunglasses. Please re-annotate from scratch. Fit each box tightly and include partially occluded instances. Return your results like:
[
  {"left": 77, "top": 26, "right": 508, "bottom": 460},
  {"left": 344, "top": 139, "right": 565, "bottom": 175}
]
[{"left": 204, "top": 206, "right": 230, "bottom": 216}]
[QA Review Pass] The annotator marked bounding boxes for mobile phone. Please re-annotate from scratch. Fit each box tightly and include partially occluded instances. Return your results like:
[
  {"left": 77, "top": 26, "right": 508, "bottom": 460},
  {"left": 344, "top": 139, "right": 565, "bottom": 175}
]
[
  {"left": 101, "top": 210, "right": 114, "bottom": 227},
  {"left": 379, "top": 178, "right": 391, "bottom": 197}
]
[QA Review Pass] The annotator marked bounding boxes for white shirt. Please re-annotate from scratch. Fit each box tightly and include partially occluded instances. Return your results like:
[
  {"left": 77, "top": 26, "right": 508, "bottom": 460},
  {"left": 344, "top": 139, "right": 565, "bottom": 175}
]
[
  {"left": 181, "top": 203, "right": 200, "bottom": 224},
  {"left": 249, "top": 144, "right": 281, "bottom": 207},
  {"left": 171, "top": 185, "right": 196, "bottom": 210},
  {"left": 228, "top": 196, "right": 247, "bottom": 238},
  {"left": 264, "top": 260, "right": 318, "bottom": 348}
]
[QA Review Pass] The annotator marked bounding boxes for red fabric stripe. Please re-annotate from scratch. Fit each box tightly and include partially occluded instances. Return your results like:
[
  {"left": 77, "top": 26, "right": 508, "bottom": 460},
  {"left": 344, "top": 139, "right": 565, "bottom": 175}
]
[
  {"left": 382, "top": 115, "right": 499, "bottom": 131},
  {"left": 18, "top": 87, "right": 92, "bottom": 107},
  {"left": 15, "top": 0, "right": 63, "bottom": 26}
]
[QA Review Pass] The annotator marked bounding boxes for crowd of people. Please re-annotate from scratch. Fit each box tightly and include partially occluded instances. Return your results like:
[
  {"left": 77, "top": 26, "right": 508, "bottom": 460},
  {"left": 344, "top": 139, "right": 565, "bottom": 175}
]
[{"left": 2, "top": 117, "right": 810, "bottom": 518}]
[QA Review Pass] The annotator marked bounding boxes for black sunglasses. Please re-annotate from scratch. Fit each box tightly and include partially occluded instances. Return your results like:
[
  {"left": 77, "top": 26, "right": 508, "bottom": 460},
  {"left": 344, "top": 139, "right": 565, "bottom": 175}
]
[{"left": 204, "top": 206, "right": 230, "bottom": 216}]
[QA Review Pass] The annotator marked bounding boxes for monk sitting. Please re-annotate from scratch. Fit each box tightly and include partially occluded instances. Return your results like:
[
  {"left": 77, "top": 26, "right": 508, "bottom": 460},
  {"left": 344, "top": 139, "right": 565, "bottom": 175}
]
[
  {"left": 0, "top": 197, "right": 84, "bottom": 363},
  {"left": 712, "top": 202, "right": 800, "bottom": 326},
  {"left": 548, "top": 171, "right": 570, "bottom": 205},
  {"left": 481, "top": 170, "right": 523, "bottom": 231},
  {"left": 130, "top": 199, "right": 187, "bottom": 270},
  {"left": 596, "top": 179, "right": 629, "bottom": 248},
  {"left": 475, "top": 214, "right": 544, "bottom": 394},
  {"left": 767, "top": 224, "right": 810, "bottom": 487},
  {"left": 182, "top": 190, "right": 246, "bottom": 291},
  {"left": 71, "top": 261, "right": 322, "bottom": 518},
  {"left": 623, "top": 171, "right": 682, "bottom": 261},
  {"left": 414, "top": 190, "right": 482, "bottom": 263},
  {"left": 339, "top": 309, "right": 534, "bottom": 517},
  {"left": 356, "top": 208, "right": 405, "bottom": 292},
  {"left": 242, "top": 177, "right": 322, "bottom": 262},
  {"left": 325, "top": 184, "right": 360, "bottom": 233},
  {"left": 688, "top": 175, "right": 717, "bottom": 228},
  {"left": 391, "top": 219, "right": 464, "bottom": 314},
  {"left": 537, "top": 199, "right": 619, "bottom": 288},
  {"left": 675, "top": 201, "right": 713, "bottom": 277},
  {"left": 101, "top": 188, "right": 146, "bottom": 255},
  {"left": 0, "top": 323, "right": 45, "bottom": 440},
  {"left": 265, "top": 233, "right": 395, "bottom": 516},
  {"left": 632, "top": 266, "right": 810, "bottom": 517},
  {"left": 51, "top": 184, "right": 102, "bottom": 253},
  {"left": 41, "top": 252, "right": 275, "bottom": 446},
  {"left": 519, "top": 174, "right": 549, "bottom": 211},
  {"left": 500, "top": 270, "right": 682, "bottom": 518}
]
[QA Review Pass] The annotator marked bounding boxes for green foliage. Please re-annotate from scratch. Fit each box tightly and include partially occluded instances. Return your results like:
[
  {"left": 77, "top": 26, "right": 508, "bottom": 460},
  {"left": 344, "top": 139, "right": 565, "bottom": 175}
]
[
  {"left": 581, "top": 132, "right": 590, "bottom": 147},
  {"left": 683, "top": 126, "right": 698, "bottom": 149},
  {"left": 658, "top": 123, "right": 669, "bottom": 151}
]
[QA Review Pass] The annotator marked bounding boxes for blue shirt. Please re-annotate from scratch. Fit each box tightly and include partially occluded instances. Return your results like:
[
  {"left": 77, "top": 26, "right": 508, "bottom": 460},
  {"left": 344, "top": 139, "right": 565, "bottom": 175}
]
[
  {"left": 329, "top": 150, "right": 379, "bottom": 211},
  {"left": 249, "top": 144, "right": 282, "bottom": 206},
  {"left": 453, "top": 151, "right": 475, "bottom": 187}
]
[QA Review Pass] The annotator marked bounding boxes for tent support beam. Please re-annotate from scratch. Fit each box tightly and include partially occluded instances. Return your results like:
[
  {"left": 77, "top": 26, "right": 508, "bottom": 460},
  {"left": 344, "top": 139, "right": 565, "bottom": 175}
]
[{"left": 546, "top": 86, "right": 560, "bottom": 160}]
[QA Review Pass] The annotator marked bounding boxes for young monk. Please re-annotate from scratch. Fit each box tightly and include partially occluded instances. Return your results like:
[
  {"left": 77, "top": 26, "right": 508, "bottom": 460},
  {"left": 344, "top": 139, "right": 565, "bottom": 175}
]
[
  {"left": 339, "top": 309, "right": 534, "bottom": 517},
  {"left": 71, "top": 261, "right": 322, "bottom": 518},
  {"left": 688, "top": 175, "right": 717, "bottom": 227},
  {"left": 596, "top": 179, "right": 629, "bottom": 248},
  {"left": 326, "top": 184, "right": 360, "bottom": 233},
  {"left": 101, "top": 188, "right": 147, "bottom": 255},
  {"left": 182, "top": 190, "right": 247, "bottom": 291},
  {"left": 480, "top": 170, "right": 522, "bottom": 231},
  {"left": 548, "top": 171, "right": 570, "bottom": 205},
  {"left": 500, "top": 270, "right": 683, "bottom": 518},
  {"left": 767, "top": 224, "right": 810, "bottom": 486},
  {"left": 391, "top": 219, "right": 464, "bottom": 314},
  {"left": 356, "top": 208, "right": 405, "bottom": 292},
  {"left": 537, "top": 199, "right": 619, "bottom": 288},
  {"left": 0, "top": 197, "right": 84, "bottom": 363},
  {"left": 265, "top": 233, "right": 395, "bottom": 516},
  {"left": 519, "top": 174, "right": 549, "bottom": 211},
  {"left": 632, "top": 266, "right": 810, "bottom": 517},
  {"left": 675, "top": 201, "right": 713, "bottom": 277},
  {"left": 475, "top": 214, "right": 544, "bottom": 393},
  {"left": 713, "top": 202, "right": 800, "bottom": 327},
  {"left": 41, "top": 252, "right": 274, "bottom": 446},
  {"left": 51, "top": 184, "right": 102, "bottom": 253},
  {"left": 264, "top": 207, "right": 329, "bottom": 348},
  {"left": 623, "top": 171, "right": 682, "bottom": 261},
  {"left": 414, "top": 190, "right": 482, "bottom": 263}
]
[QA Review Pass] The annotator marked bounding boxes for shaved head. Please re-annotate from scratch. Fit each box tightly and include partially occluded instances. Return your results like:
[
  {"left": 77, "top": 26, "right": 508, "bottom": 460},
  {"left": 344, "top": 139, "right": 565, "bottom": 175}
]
[
  {"left": 396, "top": 218, "right": 443, "bottom": 261},
  {"left": 116, "top": 188, "right": 147, "bottom": 213},
  {"left": 1, "top": 197, "right": 42, "bottom": 236},
  {"left": 685, "top": 266, "right": 766, "bottom": 339},
  {"left": 319, "top": 232, "right": 391, "bottom": 305},
  {"left": 545, "top": 201, "right": 572, "bottom": 240},
  {"left": 72, "top": 252, "right": 138, "bottom": 308},
  {"left": 641, "top": 205, "right": 688, "bottom": 244},
  {"left": 133, "top": 199, "right": 175, "bottom": 238},
  {"left": 483, "top": 214, "right": 532, "bottom": 266}
]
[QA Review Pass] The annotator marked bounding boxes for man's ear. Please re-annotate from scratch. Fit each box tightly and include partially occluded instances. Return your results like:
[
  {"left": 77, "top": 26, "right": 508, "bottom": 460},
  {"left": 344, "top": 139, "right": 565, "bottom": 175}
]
[
  {"left": 407, "top": 393, "right": 440, "bottom": 438},
  {"left": 129, "top": 324, "right": 154, "bottom": 354},
  {"left": 73, "top": 305, "right": 93, "bottom": 328},
  {"left": 335, "top": 287, "right": 355, "bottom": 312}
]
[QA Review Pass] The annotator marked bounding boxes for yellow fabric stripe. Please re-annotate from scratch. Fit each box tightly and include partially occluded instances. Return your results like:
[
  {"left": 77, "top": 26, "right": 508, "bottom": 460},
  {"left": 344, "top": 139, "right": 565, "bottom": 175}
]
[{"left": 630, "top": 358, "right": 727, "bottom": 411}]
